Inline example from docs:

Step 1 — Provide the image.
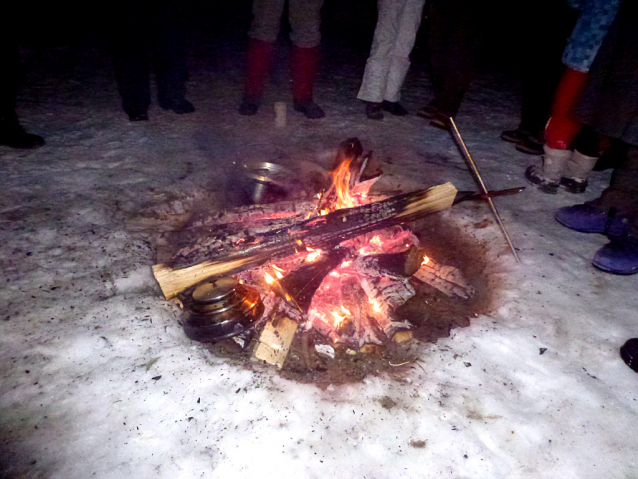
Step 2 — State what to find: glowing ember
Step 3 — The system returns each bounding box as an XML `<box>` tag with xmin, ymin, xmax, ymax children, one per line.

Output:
<box><xmin>422</xmin><ymin>255</ymin><xmax>430</xmax><ymax>265</ymax></box>
<box><xmin>264</xmin><ymin>272</ymin><xmax>275</xmax><ymax>284</ymax></box>
<box><xmin>306</xmin><ymin>247</ymin><xmax>322</xmax><ymax>262</ymax></box>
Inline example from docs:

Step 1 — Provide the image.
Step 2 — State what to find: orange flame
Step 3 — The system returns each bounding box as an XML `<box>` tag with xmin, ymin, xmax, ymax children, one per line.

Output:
<box><xmin>306</xmin><ymin>247</ymin><xmax>322</xmax><ymax>262</ymax></box>
<box><xmin>368</xmin><ymin>297</ymin><xmax>382</xmax><ymax>313</ymax></box>
<box><xmin>421</xmin><ymin>255</ymin><xmax>430</xmax><ymax>265</ymax></box>
<box><xmin>264</xmin><ymin>272</ymin><xmax>274</xmax><ymax>284</ymax></box>
<box><xmin>330</xmin><ymin>305</ymin><xmax>351</xmax><ymax>327</ymax></box>
<box><xmin>332</xmin><ymin>157</ymin><xmax>357</xmax><ymax>209</ymax></box>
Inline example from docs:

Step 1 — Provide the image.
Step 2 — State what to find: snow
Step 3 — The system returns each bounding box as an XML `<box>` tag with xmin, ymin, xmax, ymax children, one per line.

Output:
<box><xmin>1</xmin><ymin>31</ymin><xmax>637</xmax><ymax>479</ymax></box>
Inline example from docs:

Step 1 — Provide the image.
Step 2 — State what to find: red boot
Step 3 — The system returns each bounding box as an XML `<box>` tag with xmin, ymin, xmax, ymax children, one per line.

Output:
<box><xmin>239</xmin><ymin>39</ymin><xmax>274</xmax><ymax>115</ymax></box>
<box><xmin>290</xmin><ymin>46</ymin><xmax>325</xmax><ymax>119</ymax></box>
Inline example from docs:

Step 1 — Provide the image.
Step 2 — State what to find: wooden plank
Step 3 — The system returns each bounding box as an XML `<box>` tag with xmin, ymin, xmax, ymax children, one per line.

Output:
<box><xmin>251</xmin><ymin>316</ymin><xmax>299</xmax><ymax>369</ymax></box>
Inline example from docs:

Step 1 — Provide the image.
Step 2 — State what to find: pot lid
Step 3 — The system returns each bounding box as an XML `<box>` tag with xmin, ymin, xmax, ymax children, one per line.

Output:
<box><xmin>192</xmin><ymin>277</ymin><xmax>238</xmax><ymax>303</ymax></box>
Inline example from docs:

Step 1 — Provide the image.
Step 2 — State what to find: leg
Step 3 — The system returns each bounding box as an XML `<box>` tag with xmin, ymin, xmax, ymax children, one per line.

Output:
<box><xmin>384</xmin><ymin>0</ymin><xmax>424</xmax><ymax>104</ymax></box>
<box><xmin>289</xmin><ymin>0</ymin><xmax>325</xmax><ymax>118</ymax></box>
<box><xmin>239</xmin><ymin>0</ymin><xmax>285</xmax><ymax>114</ymax></box>
<box><xmin>154</xmin><ymin>0</ymin><xmax>194</xmax><ymax>114</ymax></box>
<box><xmin>0</xmin><ymin>24</ymin><xmax>44</xmax><ymax>147</ymax></box>
<box><xmin>110</xmin><ymin>1</ymin><xmax>151</xmax><ymax>120</ymax></box>
<box><xmin>426</xmin><ymin>0</ymin><xmax>481</xmax><ymax>117</ymax></box>
<box><xmin>357</xmin><ymin>0</ymin><xmax>404</xmax><ymax>105</ymax></box>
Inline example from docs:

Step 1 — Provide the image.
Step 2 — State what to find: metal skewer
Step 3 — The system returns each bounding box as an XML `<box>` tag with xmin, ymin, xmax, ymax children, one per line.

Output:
<box><xmin>448</xmin><ymin>117</ymin><xmax>521</xmax><ymax>262</ymax></box>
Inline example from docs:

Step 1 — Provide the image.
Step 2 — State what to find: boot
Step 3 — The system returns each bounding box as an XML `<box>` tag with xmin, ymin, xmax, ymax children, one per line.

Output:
<box><xmin>239</xmin><ymin>39</ymin><xmax>274</xmax><ymax>116</ymax></box>
<box><xmin>291</xmin><ymin>46</ymin><xmax>325</xmax><ymax>119</ymax></box>
<box><xmin>560</xmin><ymin>150</ymin><xmax>599</xmax><ymax>193</ymax></box>
<box><xmin>0</xmin><ymin>119</ymin><xmax>44</xmax><ymax>148</ymax></box>
<box><xmin>525</xmin><ymin>145</ymin><xmax>571</xmax><ymax>193</ymax></box>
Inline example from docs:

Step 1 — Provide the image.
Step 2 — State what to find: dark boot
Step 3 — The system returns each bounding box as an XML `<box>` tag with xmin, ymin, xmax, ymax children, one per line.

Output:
<box><xmin>239</xmin><ymin>39</ymin><xmax>274</xmax><ymax>116</ymax></box>
<box><xmin>560</xmin><ymin>150</ymin><xmax>599</xmax><ymax>193</ymax></box>
<box><xmin>291</xmin><ymin>46</ymin><xmax>325</xmax><ymax>119</ymax></box>
<box><xmin>525</xmin><ymin>145</ymin><xmax>571</xmax><ymax>193</ymax></box>
<box><xmin>0</xmin><ymin>119</ymin><xmax>44</xmax><ymax>148</ymax></box>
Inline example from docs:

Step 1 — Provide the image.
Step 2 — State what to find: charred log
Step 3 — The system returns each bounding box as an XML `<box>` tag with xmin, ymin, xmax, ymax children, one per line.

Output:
<box><xmin>153</xmin><ymin>183</ymin><xmax>457</xmax><ymax>299</ymax></box>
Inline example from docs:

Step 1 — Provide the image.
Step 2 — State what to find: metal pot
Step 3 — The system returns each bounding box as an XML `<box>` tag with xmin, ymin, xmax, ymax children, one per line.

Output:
<box><xmin>180</xmin><ymin>277</ymin><xmax>264</xmax><ymax>343</ymax></box>
<box><xmin>242</xmin><ymin>161</ymin><xmax>295</xmax><ymax>204</ymax></box>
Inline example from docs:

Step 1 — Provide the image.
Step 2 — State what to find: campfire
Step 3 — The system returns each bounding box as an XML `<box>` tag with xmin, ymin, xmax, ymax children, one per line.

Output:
<box><xmin>153</xmin><ymin>138</ymin><xmax>492</xmax><ymax>370</ymax></box>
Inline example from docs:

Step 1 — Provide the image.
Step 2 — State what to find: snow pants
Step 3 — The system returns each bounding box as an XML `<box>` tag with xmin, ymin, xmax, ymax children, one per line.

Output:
<box><xmin>248</xmin><ymin>0</ymin><xmax>324</xmax><ymax>48</ymax></box>
<box><xmin>357</xmin><ymin>0</ymin><xmax>425</xmax><ymax>104</ymax></box>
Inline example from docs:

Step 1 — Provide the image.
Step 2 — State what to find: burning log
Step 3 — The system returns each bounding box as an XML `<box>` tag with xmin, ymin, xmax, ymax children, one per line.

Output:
<box><xmin>152</xmin><ymin>182</ymin><xmax>458</xmax><ymax>299</ymax></box>
<box><xmin>352</xmin><ymin>246</ymin><xmax>421</xmax><ymax>279</ymax></box>
<box><xmin>278</xmin><ymin>248</ymin><xmax>349</xmax><ymax>312</ymax></box>
<box><xmin>413</xmin><ymin>256</ymin><xmax>476</xmax><ymax>299</ymax></box>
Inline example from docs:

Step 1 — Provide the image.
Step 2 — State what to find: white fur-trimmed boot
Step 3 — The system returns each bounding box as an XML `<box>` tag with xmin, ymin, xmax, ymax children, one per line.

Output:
<box><xmin>560</xmin><ymin>150</ymin><xmax>599</xmax><ymax>193</ymax></box>
<box><xmin>525</xmin><ymin>145</ymin><xmax>572</xmax><ymax>194</ymax></box>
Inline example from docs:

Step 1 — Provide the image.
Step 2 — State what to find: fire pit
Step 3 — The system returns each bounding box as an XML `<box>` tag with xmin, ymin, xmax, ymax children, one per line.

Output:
<box><xmin>153</xmin><ymin>138</ymin><xmax>503</xmax><ymax>384</ymax></box>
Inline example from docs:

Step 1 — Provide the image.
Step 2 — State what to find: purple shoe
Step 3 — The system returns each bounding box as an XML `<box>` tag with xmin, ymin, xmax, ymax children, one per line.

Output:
<box><xmin>592</xmin><ymin>236</ymin><xmax>638</xmax><ymax>275</ymax></box>
<box><xmin>555</xmin><ymin>204</ymin><xmax>628</xmax><ymax>236</ymax></box>
<box><xmin>620</xmin><ymin>338</ymin><xmax>638</xmax><ymax>372</ymax></box>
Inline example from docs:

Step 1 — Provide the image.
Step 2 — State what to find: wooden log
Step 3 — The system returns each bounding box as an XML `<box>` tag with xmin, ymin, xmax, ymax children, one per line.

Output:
<box><xmin>251</xmin><ymin>315</ymin><xmax>299</xmax><ymax>369</ymax></box>
<box><xmin>353</xmin><ymin>246</ymin><xmax>421</xmax><ymax>279</ymax></box>
<box><xmin>413</xmin><ymin>258</ymin><xmax>475</xmax><ymax>299</ymax></box>
<box><xmin>279</xmin><ymin>248</ymin><xmax>349</xmax><ymax>312</ymax></box>
<box><xmin>153</xmin><ymin>183</ymin><xmax>457</xmax><ymax>299</ymax></box>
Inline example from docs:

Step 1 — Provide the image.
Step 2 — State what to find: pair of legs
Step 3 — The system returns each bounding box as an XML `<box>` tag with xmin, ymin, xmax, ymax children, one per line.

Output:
<box><xmin>110</xmin><ymin>0</ymin><xmax>193</xmax><ymax>121</ymax></box>
<box><xmin>526</xmin><ymin>68</ymin><xmax>608</xmax><ymax>193</ymax></box>
<box><xmin>357</xmin><ymin>0</ymin><xmax>425</xmax><ymax>120</ymax></box>
<box><xmin>240</xmin><ymin>0</ymin><xmax>325</xmax><ymax>119</ymax></box>
<box><xmin>501</xmin><ymin>1</ymin><xmax>577</xmax><ymax>155</ymax></box>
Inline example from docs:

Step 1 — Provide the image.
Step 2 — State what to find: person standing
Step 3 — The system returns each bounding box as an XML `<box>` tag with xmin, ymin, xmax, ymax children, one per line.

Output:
<box><xmin>357</xmin><ymin>0</ymin><xmax>425</xmax><ymax>120</ymax></box>
<box><xmin>525</xmin><ymin>0</ymin><xmax>620</xmax><ymax>193</ymax></box>
<box><xmin>110</xmin><ymin>0</ymin><xmax>195</xmax><ymax>121</ymax></box>
<box><xmin>553</xmin><ymin>0</ymin><xmax>638</xmax><ymax>274</ymax></box>
<box><xmin>239</xmin><ymin>0</ymin><xmax>325</xmax><ymax>119</ymax></box>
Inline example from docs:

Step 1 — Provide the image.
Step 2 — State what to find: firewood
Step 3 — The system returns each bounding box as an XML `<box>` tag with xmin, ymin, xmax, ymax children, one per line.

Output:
<box><xmin>413</xmin><ymin>258</ymin><xmax>475</xmax><ymax>299</ymax></box>
<box><xmin>353</xmin><ymin>246</ymin><xmax>421</xmax><ymax>278</ymax></box>
<box><xmin>392</xmin><ymin>330</ymin><xmax>414</xmax><ymax>343</ymax></box>
<box><xmin>279</xmin><ymin>248</ymin><xmax>349</xmax><ymax>312</ymax></box>
<box><xmin>153</xmin><ymin>183</ymin><xmax>457</xmax><ymax>299</ymax></box>
<box><xmin>251</xmin><ymin>315</ymin><xmax>298</xmax><ymax>368</ymax></box>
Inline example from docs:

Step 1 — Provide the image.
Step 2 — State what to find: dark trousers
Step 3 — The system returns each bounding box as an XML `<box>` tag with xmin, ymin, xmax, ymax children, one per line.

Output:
<box><xmin>110</xmin><ymin>0</ymin><xmax>188</xmax><ymax>115</ymax></box>
<box><xmin>518</xmin><ymin>2</ymin><xmax>577</xmax><ymax>137</ymax></box>
<box><xmin>0</xmin><ymin>32</ymin><xmax>19</xmax><ymax>122</ymax></box>
<box><xmin>426</xmin><ymin>0</ymin><xmax>482</xmax><ymax>117</ymax></box>
<box><xmin>590</xmin><ymin>145</ymin><xmax>638</xmax><ymax>234</ymax></box>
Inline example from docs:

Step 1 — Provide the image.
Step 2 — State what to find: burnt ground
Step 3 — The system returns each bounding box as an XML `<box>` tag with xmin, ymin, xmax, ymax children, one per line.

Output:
<box><xmin>202</xmin><ymin>213</ymin><xmax>497</xmax><ymax>388</ymax></box>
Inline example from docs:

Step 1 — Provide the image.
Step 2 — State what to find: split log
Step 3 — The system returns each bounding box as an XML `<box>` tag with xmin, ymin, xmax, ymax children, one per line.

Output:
<box><xmin>353</xmin><ymin>246</ymin><xmax>421</xmax><ymax>279</ymax></box>
<box><xmin>252</xmin><ymin>315</ymin><xmax>298</xmax><ymax>368</ymax></box>
<box><xmin>413</xmin><ymin>259</ymin><xmax>475</xmax><ymax>299</ymax></box>
<box><xmin>153</xmin><ymin>182</ymin><xmax>458</xmax><ymax>299</ymax></box>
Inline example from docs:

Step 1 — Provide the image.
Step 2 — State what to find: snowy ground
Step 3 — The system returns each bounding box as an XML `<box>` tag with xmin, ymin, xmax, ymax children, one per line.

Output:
<box><xmin>1</xmin><ymin>26</ymin><xmax>637</xmax><ymax>479</ymax></box>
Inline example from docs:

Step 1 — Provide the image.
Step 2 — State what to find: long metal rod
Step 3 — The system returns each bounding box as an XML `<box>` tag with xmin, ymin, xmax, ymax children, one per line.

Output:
<box><xmin>448</xmin><ymin>117</ymin><xmax>521</xmax><ymax>262</ymax></box>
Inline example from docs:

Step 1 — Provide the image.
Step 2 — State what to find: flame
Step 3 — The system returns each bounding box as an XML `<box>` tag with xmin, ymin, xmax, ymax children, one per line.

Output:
<box><xmin>370</xmin><ymin>235</ymin><xmax>382</xmax><ymax>247</ymax></box>
<box><xmin>330</xmin><ymin>305</ymin><xmax>351</xmax><ymax>328</ymax></box>
<box><xmin>369</xmin><ymin>297</ymin><xmax>382</xmax><ymax>313</ymax></box>
<box><xmin>332</xmin><ymin>157</ymin><xmax>357</xmax><ymax>209</ymax></box>
<box><xmin>421</xmin><ymin>255</ymin><xmax>430</xmax><ymax>265</ymax></box>
<box><xmin>319</xmin><ymin>208</ymin><xmax>330</xmax><ymax>216</ymax></box>
<box><xmin>272</xmin><ymin>265</ymin><xmax>285</xmax><ymax>279</ymax></box>
<box><xmin>264</xmin><ymin>272</ymin><xmax>275</xmax><ymax>284</ymax></box>
<box><xmin>306</xmin><ymin>247</ymin><xmax>322</xmax><ymax>262</ymax></box>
